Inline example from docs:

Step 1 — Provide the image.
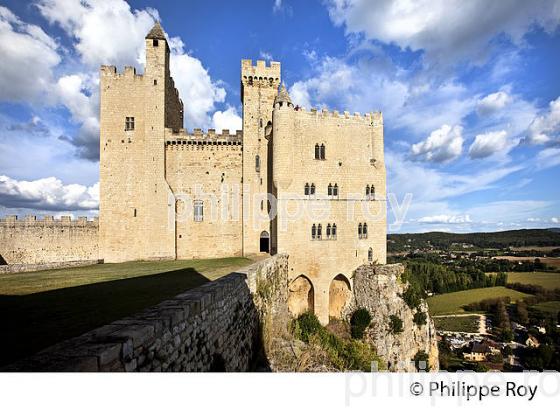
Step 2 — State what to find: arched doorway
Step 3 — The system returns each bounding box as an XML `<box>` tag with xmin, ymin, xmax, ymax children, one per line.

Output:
<box><xmin>288</xmin><ymin>275</ymin><xmax>314</xmax><ymax>316</ymax></box>
<box><xmin>329</xmin><ymin>274</ymin><xmax>351</xmax><ymax>320</ymax></box>
<box><xmin>260</xmin><ymin>231</ymin><xmax>270</xmax><ymax>252</ymax></box>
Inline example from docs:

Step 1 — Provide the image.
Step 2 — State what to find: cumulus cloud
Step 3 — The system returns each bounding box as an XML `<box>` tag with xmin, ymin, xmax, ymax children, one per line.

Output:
<box><xmin>168</xmin><ymin>37</ymin><xmax>226</xmax><ymax>128</ymax></box>
<box><xmin>0</xmin><ymin>175</ymin><xmax>98</xmax><ymax>211</ymax></box>
<box><xmin>410</xmin><ymin>125</ymin><xmax>464</xmax><ymax>163</ymax></box>
<box><xmin>37</xmin><ymin>0</ymin><xmax>158</xmax><ymax>68</ymax></box>
<box><xmin>476</xmin><ymin>91</ymin><xmax>512</xmax><ymax>116</ymax></box>
<box><xmin>212</xmin><ymin>106</ymin><xmax>242</xmax><ymax>132</ymax></box>
<box><xmin>417</xmin><ymin>214</ymin><xmax>472</xmax><ymax>224</ymax></box>
<box><xmin>289</xmin><ymin>56</ymin><xmax>475</xmax><ymax>136</ymax></box>
<box><xmin>55</xmin><ymin>73</ymin><xmax>100</xmax><ymax>160</ymax></box>
<box><xmin>525</xmin><ymin>96</ymin><xmax>560</xmax><ymax>145</ymax></box>
<box><xmin>468</xmin><ymin>130</ymin><xmax>509</xmax><ymax>159</ymax></box>
<box><xmin>325</xmin><ymin>0</ymin><xmax>560</xmax><ymax>65</ymax></box>
<box><xmin>0</xmin><ymin>6</ymin><xmax>60</xmax><ymax>103</ymax></box>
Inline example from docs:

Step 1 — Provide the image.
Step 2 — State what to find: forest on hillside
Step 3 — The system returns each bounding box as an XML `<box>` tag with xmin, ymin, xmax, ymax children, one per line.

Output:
<box><xmin>388</xmin><ymin>229</ymin><xmax>560</xmax><ymax>252</ymax></box>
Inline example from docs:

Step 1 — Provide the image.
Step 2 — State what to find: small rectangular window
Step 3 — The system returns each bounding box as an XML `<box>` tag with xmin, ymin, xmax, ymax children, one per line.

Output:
<box><xmin>125</xmin><ymin>117</ymin><xmax>135</xmax><ymax>131</ymax></box>
<box><xmin>154</xmin><ymin>79</ymin><xmax>157</xmax><ymax>85</ymax></box>
<box><xmin>194</xmin><ymin>200</ymin><xmax>203</xmax><ymax>222</ymax></box>
<box><xmin>153</xmin><ymin>39</ymin><xmax>159</xmax><ymax>47</ymax></box>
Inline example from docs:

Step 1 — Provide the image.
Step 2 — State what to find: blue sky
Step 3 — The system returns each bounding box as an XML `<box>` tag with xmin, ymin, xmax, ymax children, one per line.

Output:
<box><xmin>0</xmin><ymin>0</ymin><xmax>559</xmax><ymax>233</ymax></box>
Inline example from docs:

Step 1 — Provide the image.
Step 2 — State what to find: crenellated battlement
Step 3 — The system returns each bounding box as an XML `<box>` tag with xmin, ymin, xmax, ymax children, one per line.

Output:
<box><xmin>100</xmin><ymin>64</ymin><xmax>143</xmax><ymax>79</ymax></box>
<box><xmin>291</xmin><ymin>106</ymin><xmax>383</xmax><ymax>126</ymax></box>
<box><xmin>241</xmin><ymin>59</ymin><xmax>281</xmax><ymax>88</ymax></box>
<box><xmin>164</xmin><ymin>128</ymin><xmax>243</xmax><ymax>149</ymax></box>
<box><xmin>0</xmin><ymin>215</ymin><xmax>99</xmax><ymax>225</ymax></box>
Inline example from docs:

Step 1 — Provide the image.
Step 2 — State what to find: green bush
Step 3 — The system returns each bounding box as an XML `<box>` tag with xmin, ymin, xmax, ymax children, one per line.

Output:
<box><xmin>350</xmin><ymin>308</ymin><xmax>372</xmax><ymax>339</ymax></box>
<box><xmin>291</xmin><ymin>312</ymin><xmax>385</xmax><ymax>371</ymax></box>
<box><xmin>389</xmin><ymin>315</ymin><xmax>403</xmax><ymax>334</ymax></box>
<box><xmin>292</xmin><ymin>312</ymin><xmax>322</xmax><ymax>343</ymax></box>
<box><xmin>413</xmin><ymin>311</ymin><xmax>427</xmax><ymax>326</ymax></box>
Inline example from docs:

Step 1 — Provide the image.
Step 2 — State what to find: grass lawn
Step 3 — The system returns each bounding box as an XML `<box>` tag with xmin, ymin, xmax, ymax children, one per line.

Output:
<box><xmin>433</xmin><ymin>315</ymin><xmax>480</xmax><ymax>333</ymax></box>
<box><xmin>532</xmin><ymin>300</ymin><xmax>560</xmax><ymax>316</ymax></box>
<box><xmin>427</xmin><ymin>286</ymin><xmax>529</xmax><ymax>315</ymax></box>
<box><xmin>506</xmin><ymin>271</ymin><xmax>560</xmax><ymax>290</ymax></box>
<box><xmin>0</xmin><ymin>257</ymin><xmax>252</xmax><ymax>367</ymax></box>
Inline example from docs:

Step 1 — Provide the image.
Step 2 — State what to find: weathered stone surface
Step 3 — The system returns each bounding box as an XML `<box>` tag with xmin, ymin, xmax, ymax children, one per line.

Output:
<box><xmin>348</xmin><ymin>263</ymin><xmax>439</xmax><ymax>371</ymax></box>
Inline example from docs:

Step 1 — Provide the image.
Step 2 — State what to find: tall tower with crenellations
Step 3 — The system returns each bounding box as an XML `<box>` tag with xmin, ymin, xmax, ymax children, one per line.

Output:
<box><xmin>240</xmin><ymin>60</ymin><xmax>281</xmax><ymax>256</ymax></box>
<box><xmin>99</xmin><ymin>22</ymin><xmax>183</xmax><ymax>262</ymax></box>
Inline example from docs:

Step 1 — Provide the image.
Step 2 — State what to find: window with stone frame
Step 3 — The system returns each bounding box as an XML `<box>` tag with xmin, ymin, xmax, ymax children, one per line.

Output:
<box><xmin>194</xmin><ymin>200</ymin><xmax>204</xmax><ymax>222</ymax></box>
<box><xmin>125</xmin><ymin>116</ymin><xmax>135</xmax><ymax>131</ymax></box>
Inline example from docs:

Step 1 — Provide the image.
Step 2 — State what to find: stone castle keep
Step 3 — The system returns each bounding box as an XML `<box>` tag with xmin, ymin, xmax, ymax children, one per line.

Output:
<box><xmin>0</xmin><ymin>22</ymin><xmax>387</xmax><ymax>325</ymax></box>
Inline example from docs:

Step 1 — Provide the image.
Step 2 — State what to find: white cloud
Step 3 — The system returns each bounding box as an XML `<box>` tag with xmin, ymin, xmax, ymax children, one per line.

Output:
<box><xmin>37</xmin><ymin>0</ymin><xmax>158</xmax><ymax>68</ymax></box>
<box><xmin>468</xmin><ymin>130</ymin><xmax>509</xmax><ymax>159</ymax></box>
<box><xmin>526</xmin><ymin>96</ymin><xmax>560</xmax><ymax>144</ymax></box>
<box><xmin>0</xmin><ymin>175</ymin><xmax>98</xmax><ymax>211</ymax></box>
<box><xmin>212</xmin><ymin>106</ymin><xmax>242</xmax><ymax>132</ymax></box>
<box><xmin>536</xmin><ymin>147</ymin><xmax>560</xmax><ymax>170</ymax></box>
<box><xmin>259</xmin><ymin>51</ymin><xmax>273</xmax><ymax>62</ymax></box>
<box><xmin>552</xmin><ymin>217</ymin><xmax>560</xmax><ymax>224</ymax></box>
<box><xmin>168</xmin><ymin>37</ymin><xmax>226</xmax><ymax>128</ymax></box>
<box><xmin>0</xmin><ymin>6</ymin><xmax>60</xmax><ymax>103</ymax></box>
<box><xmin>476</xmin><ymin>91</ymin><xmax>512</xmax><ymax>116</ymax></box>
<box><xmin>289</xmin><ymin>55</ymin><xmax>476</xmax><ymax>136</ymax></box>
<box><xmin>410</xmin><ymin>124</ymin><xmax>464</xmax><ymax>163</ymax></box>
<box><xmin>325</xmin><ymin>0</ymin><xmax>560</xmax><ymax>65</ymax></box>
<box><xmin>417</xmin><ymin>214</ymin><xmax>472</xmax><ymax>224</ymax></box>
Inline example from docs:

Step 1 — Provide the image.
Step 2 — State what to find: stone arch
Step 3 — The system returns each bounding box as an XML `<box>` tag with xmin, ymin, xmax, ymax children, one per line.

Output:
<box><xmin>329</xmin><ymin>274</ymin><xmax>352</xmax><ymax>320</ymax></box>
<box><xmin>288</xmin><ymin>275</ymin><xmax>314</xmax><ymax>316</ymax></box>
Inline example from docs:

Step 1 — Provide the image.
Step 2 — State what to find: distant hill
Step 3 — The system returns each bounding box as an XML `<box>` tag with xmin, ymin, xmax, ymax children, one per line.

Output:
<box><xmin>388</xmin><ymin>229</ymin><xmax>560</xmax><ymax>252</ymax></box>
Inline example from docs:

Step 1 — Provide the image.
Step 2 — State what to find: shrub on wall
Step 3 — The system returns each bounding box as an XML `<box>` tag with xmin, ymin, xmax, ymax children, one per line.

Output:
<box><xmin>389</xmin><ymin>314</ymin><xmax>403</xmax><ymax>334</ymax></box>
<box><xmin>413</xmin><ymin>311</ymin><xmax>427</xmax><ymax>326</ymax></box>
<box><xmin>291</xmin><ymin>312</ymin><xmax>322</xmax><ymax>343</ymax></box>
<box><xmin>350</xmin><ymin>308</ymin><xmax>372</xmax><ymax>339</ymax></box>
<box><xmin>291</xmin><ymin>312</ymin><xmax>385</xmax><ymax>371</ymax></box>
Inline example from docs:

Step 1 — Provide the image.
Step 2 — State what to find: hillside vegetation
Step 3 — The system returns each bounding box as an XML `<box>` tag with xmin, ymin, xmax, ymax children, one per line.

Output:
<box><xmin>388</xmin><ymin>229</ymin><xmax>560</xmax><ymax>252</ymax></box>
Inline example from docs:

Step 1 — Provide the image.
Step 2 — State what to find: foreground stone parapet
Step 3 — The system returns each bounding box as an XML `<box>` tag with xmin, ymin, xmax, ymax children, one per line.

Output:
<box><xmin>2</xmin><ymin>254</ymin><xmax>289</xmax><ymax>372</ymax></box>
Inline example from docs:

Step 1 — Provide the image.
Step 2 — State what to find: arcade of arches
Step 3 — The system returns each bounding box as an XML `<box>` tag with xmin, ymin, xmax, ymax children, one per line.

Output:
<box><xmin>287</xmin><ymin>273</ymin><xmax>352</xmax><ymax>322</ymax></box>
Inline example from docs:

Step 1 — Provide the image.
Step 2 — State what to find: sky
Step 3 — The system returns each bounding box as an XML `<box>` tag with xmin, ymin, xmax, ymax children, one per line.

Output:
<box><xmin>0</xmin><ymin>0</ymin><xmax>559</xmax><ymax>233</ymax></box>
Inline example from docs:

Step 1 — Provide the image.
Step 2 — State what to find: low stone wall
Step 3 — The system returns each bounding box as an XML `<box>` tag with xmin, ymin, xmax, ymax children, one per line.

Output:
<box><xmin>348</xmin><ymin>263</ymin><xmax>439</xmax><ymax>371</ymax></box>
<box><xmin>0</xmin><ymin>260</ymin><xmax>101</xmax><ymax>274</ymax></box>
<box><xmin>2</xmin><ymin>254</ymin><xmax>289</xmax><ymax>372</ymax></box>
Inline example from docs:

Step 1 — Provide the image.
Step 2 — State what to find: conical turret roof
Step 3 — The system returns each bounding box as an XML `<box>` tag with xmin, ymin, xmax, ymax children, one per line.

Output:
<box><xmin>146</xmin><ymin>21</ymin><xmax>166</xmax><ymax>40</ymax></box>
<box><xmin>274</xmin><ymin>83</ymin><xmax>292</xmax><ymax>106</ymax></box>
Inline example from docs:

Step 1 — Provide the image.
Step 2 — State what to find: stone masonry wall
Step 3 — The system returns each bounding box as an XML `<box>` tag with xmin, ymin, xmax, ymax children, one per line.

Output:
<box><xmin>0</xmin><ymin>216</ymin><xmax>99</xmax><ymax>265</ymax></box>
<box><xmin>348</xmin><ymin>263</ymin><xmax>439</xmax><ymax>371</ymax></box>
<box><xmin>2</xmin><ymin>254</ymin><xmax>289</xmax><ymax>371</ymax></box>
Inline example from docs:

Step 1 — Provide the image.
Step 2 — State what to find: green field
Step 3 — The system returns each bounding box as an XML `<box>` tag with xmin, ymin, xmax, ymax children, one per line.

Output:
<box><xmin>427</xmin><ymin>286</ymin><xmax>529</xmax><ymax>315</ymax></box>
<box><xmin>532</xmin><ymin>300</ymin><xmax>560</xmax><ymax>315</ymax></box>
<box><xmin>0</xmin><ymin>257</ymin><xmax>252</xmax><ymax>366</ymax></box>
<box><xmin>433</xmin><ymin>315</ymin><xmax>480</xmax><ymax>333</ymax></box>
<box><xmin>506</xmin><ymin>271</ymin><xmax>560</xmax><ymax>290</ymax></box>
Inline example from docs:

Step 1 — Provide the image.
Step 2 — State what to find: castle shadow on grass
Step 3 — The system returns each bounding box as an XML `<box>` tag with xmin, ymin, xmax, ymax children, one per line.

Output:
<box><xmin>0</xmin><ymin>267</ymin><xmax>211</xmax><ymax>367</ymax></box>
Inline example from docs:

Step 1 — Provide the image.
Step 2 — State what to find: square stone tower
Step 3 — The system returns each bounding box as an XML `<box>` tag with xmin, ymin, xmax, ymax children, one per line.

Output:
<box><xmin>99</xmin><ymin>22</ymin><xmax>183</xmax><ymax>262</ymax></box>
<box><xmin>240</xmin><ymin>60</ymin><xmax>281</xmax><ymax>256</ymax></box>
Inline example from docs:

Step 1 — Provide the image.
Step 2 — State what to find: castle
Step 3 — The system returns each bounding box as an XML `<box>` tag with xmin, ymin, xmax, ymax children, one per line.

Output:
<box><xmin>0</xmin><ymin>22</ymin><xmax>386</xmax><ymax>325</ymax></box>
